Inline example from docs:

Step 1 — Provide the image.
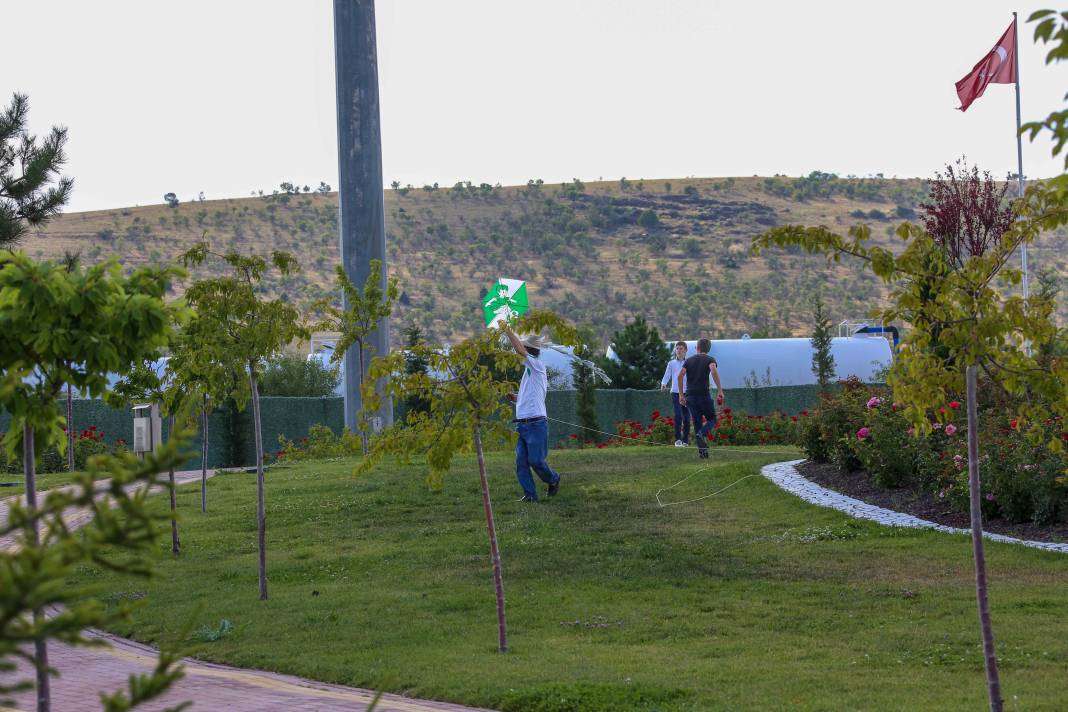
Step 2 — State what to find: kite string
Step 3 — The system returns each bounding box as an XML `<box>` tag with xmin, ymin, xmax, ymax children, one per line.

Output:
<box><xmin>542</xmin><ymin>416</ymin><xmax>797</xmax><ymax>507</ymax></box>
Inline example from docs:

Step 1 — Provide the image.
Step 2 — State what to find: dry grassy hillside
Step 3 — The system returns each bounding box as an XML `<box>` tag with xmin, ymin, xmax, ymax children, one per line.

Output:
<box><xmin>20</xmin><ymin>175</ymin><xmax>1068</xmax><ymax>346</ymax></box>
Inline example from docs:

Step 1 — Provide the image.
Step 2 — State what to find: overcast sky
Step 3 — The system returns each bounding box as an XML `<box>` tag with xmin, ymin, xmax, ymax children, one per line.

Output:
<box><xmin>8</xmin><ymin>1</ymin><xmax>1065</xmax><ymax>213</ymax></box>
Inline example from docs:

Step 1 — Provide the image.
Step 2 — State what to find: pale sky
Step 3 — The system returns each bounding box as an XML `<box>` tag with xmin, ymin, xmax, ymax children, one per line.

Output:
<box><xmin>8</xmin><ymin>1</ymin><xmax>1065</xmax><ymax>213</ymax></box>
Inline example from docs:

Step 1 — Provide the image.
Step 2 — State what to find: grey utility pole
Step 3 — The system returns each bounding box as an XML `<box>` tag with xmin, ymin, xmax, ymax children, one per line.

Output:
<box><xmin>333</xmin><ymin>0</ymin><xmax>392</xmax><ymax>430</ymax></box>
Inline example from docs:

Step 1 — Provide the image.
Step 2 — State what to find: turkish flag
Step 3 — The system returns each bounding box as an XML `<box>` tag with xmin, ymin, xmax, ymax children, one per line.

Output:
<box><xmin>955</xmin><ymin>20</ymin><xmax>1016</xmax><ymax>112</ymax></box>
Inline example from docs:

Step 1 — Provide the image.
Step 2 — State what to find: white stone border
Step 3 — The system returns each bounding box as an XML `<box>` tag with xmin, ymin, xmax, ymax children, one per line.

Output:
<box><xmin>762</xmin><ymin>460</ymin><xmax>1068</xmax><ymax>554</ymax></box>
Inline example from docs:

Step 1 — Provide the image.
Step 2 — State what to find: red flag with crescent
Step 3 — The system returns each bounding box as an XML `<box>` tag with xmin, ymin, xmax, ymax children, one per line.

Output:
<box><xmin>955</xmin><ymin>20</ymin><xmax>1017</xmax><ymax>112</ymax></box>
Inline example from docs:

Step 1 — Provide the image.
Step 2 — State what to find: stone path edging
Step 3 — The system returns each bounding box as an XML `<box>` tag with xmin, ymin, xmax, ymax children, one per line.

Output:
<box><xmin>761</xmin><ymin>459</ymin><xmax>1068</xmax><ymax>554</ymax></box>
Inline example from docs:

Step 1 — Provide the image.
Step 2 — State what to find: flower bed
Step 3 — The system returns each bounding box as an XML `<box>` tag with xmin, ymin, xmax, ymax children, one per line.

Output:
<box><xmin>803</xmin><ymin>378</ymin><xmax>1068</xmax><ymax>525</ymax></box>
<box><xmin>0</xmin><ymin>425</ymin><xmax>126</xmax><ymax>474</ymax></box>
<box><xmin>558</xmin><ymin>408</ymin><xmax>808</xmax><ymax>450</ymax></box>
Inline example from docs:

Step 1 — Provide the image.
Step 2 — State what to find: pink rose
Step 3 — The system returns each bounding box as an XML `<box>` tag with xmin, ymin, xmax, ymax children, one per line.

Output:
<box><xmin>856</xmin><ymin>427</ymin><xmax>871</xmax><ymax>440</ymax></box>
<box><xmin>866</xmin><ymin>397</ymin><xmax>882</xmax><ymax>409</ymax></box>
<box><xmin>944</xmin><ymin>424</ymin><xmax>957</xmax><ymax>436</ymax></box>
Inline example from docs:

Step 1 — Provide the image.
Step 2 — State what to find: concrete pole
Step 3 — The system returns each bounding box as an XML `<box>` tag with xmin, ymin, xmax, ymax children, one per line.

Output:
<box><xmin>334</xmin><ymin>0</ymin><xmax>392</xmax><ymax>430</ymax></box>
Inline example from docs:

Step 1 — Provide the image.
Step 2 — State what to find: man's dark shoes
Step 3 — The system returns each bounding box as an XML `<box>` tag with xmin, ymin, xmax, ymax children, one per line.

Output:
<box><xmin>547</xmin><ymin>477</ymin><xmax>561</xmax><ymax>497</ymax></box>
<box><xmin>517</xmin><ymin>495</ymin><xmax>537</xmax><ymax>503</ymax></box>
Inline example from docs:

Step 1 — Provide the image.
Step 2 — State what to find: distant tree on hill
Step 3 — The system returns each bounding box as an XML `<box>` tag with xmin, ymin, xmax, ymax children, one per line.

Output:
<box><xmin>0</xmin><ymin>93</ymin><xmax>74</xmax><ymax>248</ymax></box>
<box><xmin>163</xmin><ymin>193</ymin><xmax>179</xmax><ymax>208</ymax></box>
<box><xmin>318</xmin><ymin>181</ymin><xmax>332</xmax><ymax>194</ymax></box>
<box><xmin>601</xmin><ymin>317</ymin><xmax>670</xmax><ymax>389</ymax></box>
<box><xmin>684</xmin><ymin>185</ymin><xmax>699</xmax><ymax>196</ymax></box>
<box><xmin>637</xmin><ymin>209</ymin><xmax>660</xmax><ymax>229</ymax></box>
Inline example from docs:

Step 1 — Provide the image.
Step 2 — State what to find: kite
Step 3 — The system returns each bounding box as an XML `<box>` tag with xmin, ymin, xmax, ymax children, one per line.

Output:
<box><xmin>482</xmin><ymin>278</ymin><xmax>528</xmax><ymax>328</ymax></box>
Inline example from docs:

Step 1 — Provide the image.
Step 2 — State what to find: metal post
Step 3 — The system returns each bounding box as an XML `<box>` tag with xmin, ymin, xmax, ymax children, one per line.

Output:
<box><xmin>1013</xmin><ymin>11</ymin><xmax>1028</xmax><ymax>300</ymax></box>
<box><xmin>333</xmin><ymin>0</ymin><xmax>392</xmax><ymax>430</ymax></box>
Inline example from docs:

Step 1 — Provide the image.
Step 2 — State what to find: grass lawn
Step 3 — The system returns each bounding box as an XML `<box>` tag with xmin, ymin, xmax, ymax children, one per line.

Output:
<box><xmin>71</xmin><ymin>446</ymin><xmax>1068</xmax><ymax>711</ymax></box>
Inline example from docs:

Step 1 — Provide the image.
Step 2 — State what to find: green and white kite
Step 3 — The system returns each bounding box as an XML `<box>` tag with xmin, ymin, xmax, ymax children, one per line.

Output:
<box><xmin>482</xmin><ymin>278</ymin><xmax>528</xmax><ymax>328</ymax></box>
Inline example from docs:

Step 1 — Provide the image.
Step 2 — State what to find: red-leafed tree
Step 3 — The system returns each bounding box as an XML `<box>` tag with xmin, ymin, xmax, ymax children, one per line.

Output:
<box><xmin>921</xmin><ymin>159</ymin><xmax>1017</xmax><ymax>268</ymax></box>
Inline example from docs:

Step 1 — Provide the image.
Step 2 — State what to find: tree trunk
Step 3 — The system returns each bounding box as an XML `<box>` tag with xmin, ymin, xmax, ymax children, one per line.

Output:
<box><xmin>967</xmin><ymin>365</ymin><xmax>1002</xmax><ymax>712</ymax></box>
<box><xmin>24</xmin><ymin>426</ymin><xmax>51</xmax><ymax>712</ymax></box>
<box><xmin>167</xmin><ymin>415</ymin><xmax>180</xmax><ymax>555</ymax></box>
<box><xmin>473</xmin><ymin>422</ymin><xmax>508</xmax><ymax>653</ymax></box>
<box><xmin>201</xmin><ymin>395</ymin><xmax>209</xmax><ymax>513</ymax></box>
<box><xmin>249</xmin><ymin>365</ymin><xmax>268</xmax><ymax>601</ymax></box>
<box><xmin>358</xmin><ymin>345</ymin><xmax>369</xmax><ymax>456</ymax></box>
<box><xmin>65</xmin><ymin>383</ymin><xmax>74</xmax><ymax>471</ymax></box>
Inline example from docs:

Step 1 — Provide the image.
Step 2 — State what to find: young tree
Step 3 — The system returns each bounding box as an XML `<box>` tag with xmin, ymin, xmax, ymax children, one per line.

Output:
<box><xmin>809</xmin><ymin>293</ymin><xmax>836</xmax><ymax>391</ymax></box>
<box><xmin>359</xmin><ymin>311</ymin><xmax>578</xmax><ymax>653</ymax></box>
<box><xmin>1</xmin><ymin>437</ymin><xmax>192</xmax><ymax>712</ymax></box>
<box><xmin>0</xmin><ymin>94</ymin><xmax>74</xmax><ymax>249</ymax></box>
<box><xmin>60</xmin><ymin>251</ymin><xmax>81</xmax><ymax>471</ymax></box>
<box><xmin>315</xmin><ymin>258</ymin><xmax>398</xmax><ymax>454</ymax></box>
<box><xmin>753</xmin><ymin>162</ymin><xmax>1068</xmax><ymax>712</ymax></box>
<box><xmin>601</xmin><ymin>317</ymin><xmax>671</xmax><ymax>389</ymax></box>
<box><xmin>181</xmin><ymin>245</ymin><xmax>307</xmax><ymax>600</ymax></box>
<box><xmin>401</xmin><ymin>325</ymin><xmax>431</xmax><ymax>417</ymax></box>
<box><xmin>0</xmin><ymin>253</ymin><xmax>183</xmax><ymax>711</ymax></box>
<box><xmin>168</xmin><ymin>313</ymin><xmax>240</xmax><ymax>514</ymax></box>
<box><xmin>572</xmin><ymin>327</ymin><xmax>602</xmax><ymax>441</ymax></box>
<box><xmin>109</xmin><ymin>355</ymin><xmax>205</xmax><ymax>556</ymax></box>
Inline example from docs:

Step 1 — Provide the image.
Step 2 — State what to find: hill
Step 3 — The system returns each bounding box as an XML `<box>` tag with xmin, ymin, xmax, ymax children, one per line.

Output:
<box><xmin>19</xmin><ymin>174</ymin><xmax>1068</xmax><ymax>346</ymax></box>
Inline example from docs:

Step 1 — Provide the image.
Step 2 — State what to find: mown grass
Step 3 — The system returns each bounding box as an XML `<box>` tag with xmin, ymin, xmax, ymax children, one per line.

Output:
<box><xmin>71</xmin><ymin>446</ymin><xmax>1068</xmax><ymax>711</ymax></box>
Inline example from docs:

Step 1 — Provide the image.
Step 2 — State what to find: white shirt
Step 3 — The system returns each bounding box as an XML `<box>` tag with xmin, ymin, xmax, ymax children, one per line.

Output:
<box><xmin>661</xmin><ymin>358</ymin><xmax>687</xmax><ymax>394</ymax></box>
<box><xmin>516</xmin><ymin>355</ymin><xmax>548</xmax><ymax>419</ymax></box>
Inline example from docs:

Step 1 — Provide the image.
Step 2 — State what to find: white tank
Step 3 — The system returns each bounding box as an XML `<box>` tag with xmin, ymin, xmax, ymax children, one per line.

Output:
<box><xmin>606</xmin><ymin>336</ymin><xmax>892</xmax><ymax>388</ymax></box>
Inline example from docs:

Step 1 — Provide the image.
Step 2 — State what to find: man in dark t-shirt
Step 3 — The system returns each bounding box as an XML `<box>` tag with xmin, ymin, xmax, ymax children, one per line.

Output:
<box><xmin>677</xmin><ymin>338</ymin><xmax>724</xmax><ymax>459</ymax></box>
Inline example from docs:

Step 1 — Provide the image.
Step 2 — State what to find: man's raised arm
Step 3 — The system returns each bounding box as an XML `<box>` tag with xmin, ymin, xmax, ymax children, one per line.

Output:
<box><xmin>501</xmin><ymin>323</ymin><xmax>527</xmax><ymax>357</ymax></box>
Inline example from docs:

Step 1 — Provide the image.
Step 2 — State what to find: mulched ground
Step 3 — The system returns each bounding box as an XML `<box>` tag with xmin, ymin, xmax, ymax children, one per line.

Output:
<box><xmin>796</xmin><ymin>460</ymin><xmax>1068</xmax><ymax>544</ymax></box>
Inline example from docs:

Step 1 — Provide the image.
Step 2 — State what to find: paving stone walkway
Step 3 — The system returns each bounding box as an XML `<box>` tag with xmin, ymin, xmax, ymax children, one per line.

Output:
<box><xmin>762</xmin><ymin>459</ymin><xmax>1068</xmax><ymax>554</ymax></box>
<box><xmin>0</xmin><ymin>470</ymin><xmax>496</xmax><ymax>712</ymax></box>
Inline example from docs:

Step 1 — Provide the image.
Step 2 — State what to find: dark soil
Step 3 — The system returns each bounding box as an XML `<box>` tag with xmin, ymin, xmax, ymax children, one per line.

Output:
<box><xmin>796</xmin><ymin>460</ymin><xmax>1068</xmax><ymax>544</ymax></box>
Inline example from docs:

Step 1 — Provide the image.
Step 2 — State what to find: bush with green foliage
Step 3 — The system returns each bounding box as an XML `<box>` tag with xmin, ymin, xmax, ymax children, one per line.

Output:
<box><xmin>258</xmin><ymin>352</ymin><xmax>340</xmax><ymax>397</ymax></box>
<box><xmin>276</xmin><ymin>424</ymin><xmax>361</xmax><ymax>462</ymax></box>
<box><xmin>805</xmin><ymin>380</ymin><xmax>1068</xmax><ymax>524</ymax></box>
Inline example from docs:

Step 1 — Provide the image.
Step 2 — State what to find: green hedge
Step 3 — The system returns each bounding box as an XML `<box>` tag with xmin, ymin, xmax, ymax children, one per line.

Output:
<box><xmin>0</xmin><ymin>386</ymin><xmax>820</xmax><ymax>469</ymax></box>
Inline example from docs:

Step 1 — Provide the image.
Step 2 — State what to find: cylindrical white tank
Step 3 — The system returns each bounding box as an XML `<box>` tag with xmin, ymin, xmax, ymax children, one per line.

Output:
<box><xmin>606</xmin><ymin>336</ymin><xmax>892</xmax><ymax>388</ymax></box>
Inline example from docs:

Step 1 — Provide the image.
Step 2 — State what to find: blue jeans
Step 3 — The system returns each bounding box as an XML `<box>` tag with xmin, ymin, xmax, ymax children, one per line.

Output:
<box><xmin>686</xmin><ymin>393</ymin><xmax>718</xmax><ymax>450</ymax></box>
<box><xmin>515</xmin><ymin>418</ymin><xmax>559</xmax><ymax>499</ymax></box>
<box><xmin>671</xmin><ymin>393</ymin><xmax>691</xmax><ymax>443</ymax></box>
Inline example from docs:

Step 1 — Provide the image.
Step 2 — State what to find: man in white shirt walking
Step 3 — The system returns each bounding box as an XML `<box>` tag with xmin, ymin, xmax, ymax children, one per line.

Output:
<box><xmin>502</xmin><ymin>325</ymin><xmax>561</xmax><ymax>502</ymax></box>
<box><xmin>660</xmin><ymin>341</ymin><xmax>691</xmax><ymax>447</ymax></box>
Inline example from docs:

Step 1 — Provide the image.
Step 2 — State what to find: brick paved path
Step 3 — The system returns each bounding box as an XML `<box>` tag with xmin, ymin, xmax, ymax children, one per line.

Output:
<box><xmin>0</xmin><ymin>470</ymin><xmax>495</xmax><ymax>712</ymax></box>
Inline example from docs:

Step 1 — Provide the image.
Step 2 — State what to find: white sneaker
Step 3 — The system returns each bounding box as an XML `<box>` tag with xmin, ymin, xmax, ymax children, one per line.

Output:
<box><xmin>674</xmin><ymin>440</ymin><xmax>684</xmax><ymax>447</ymax></box>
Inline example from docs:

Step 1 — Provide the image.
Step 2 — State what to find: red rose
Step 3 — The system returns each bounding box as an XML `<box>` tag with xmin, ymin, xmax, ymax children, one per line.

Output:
<box><xmin>1010</xmin><ymin>419</ymin><xmax>1018</xmax><ymax>430</ymax></box>
<box><xmin>949</xmin><ymin>401</ymin><xmax>961</xmax><ymax>410</ymax></box>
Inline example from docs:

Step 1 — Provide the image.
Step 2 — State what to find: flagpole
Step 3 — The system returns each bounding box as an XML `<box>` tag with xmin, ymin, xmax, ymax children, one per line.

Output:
<box><xmin>1013</xmin><ymin>11</ymin><xmax>1029</xmax><ymax>301</ymax></box>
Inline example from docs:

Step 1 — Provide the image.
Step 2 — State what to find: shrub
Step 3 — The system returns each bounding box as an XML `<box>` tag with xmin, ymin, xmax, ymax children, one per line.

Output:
<box><xmin>276</xmin><ymin>424</ymin><xmax>361</xmax><ymax>462</ymax></box>
<box><xmin>808</xmin><ymin>380</ymin><xmax>1068</xmax><ymax>524</ymax></box>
